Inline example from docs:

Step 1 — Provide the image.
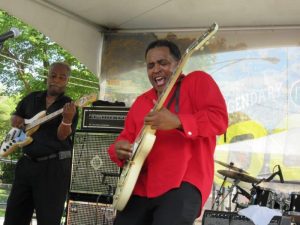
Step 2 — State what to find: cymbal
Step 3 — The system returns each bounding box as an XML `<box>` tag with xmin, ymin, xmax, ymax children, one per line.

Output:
<box><xmin>218</xmin><ymin>170</ymin><xmax>259</xmax><ymax>183</ymax></box>
<box><xmin>215</xmin><ymin>160</ymin><xmax>248</xmax><ymax>174</ymax></box>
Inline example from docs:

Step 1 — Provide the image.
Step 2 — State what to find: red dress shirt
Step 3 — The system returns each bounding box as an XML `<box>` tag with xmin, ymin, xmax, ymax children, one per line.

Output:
<box><xmin>108</xmin><ymin>71</ymin><xmax>228</xmax><ymax>208</ymax></box>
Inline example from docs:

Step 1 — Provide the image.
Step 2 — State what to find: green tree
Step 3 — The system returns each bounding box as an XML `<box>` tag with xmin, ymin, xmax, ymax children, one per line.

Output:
<box><xmin>0</xmin><ymin>10</ymin><xmax>99</xmax><ymax>97</ymax></box>
<box><xmin>0</xmin><ymin>9</ymin><xmax>99</xmax><ymax>182</ymax></box>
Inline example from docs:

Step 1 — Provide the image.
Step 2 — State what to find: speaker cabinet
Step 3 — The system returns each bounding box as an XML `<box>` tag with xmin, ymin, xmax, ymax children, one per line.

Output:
<box><xmin>202</xmin><ymin>210</ymin><xmax>290</xmax><ymax>225</ymax></box>
<box><xmin>70</xmin><ymin>131</ymin><xmax>120</xmax><ymax>197</ymax></box>
<box><xmin>66</xmin><ymin>200</ymin><xmax>115</xmax><ymax>225</ymax></box>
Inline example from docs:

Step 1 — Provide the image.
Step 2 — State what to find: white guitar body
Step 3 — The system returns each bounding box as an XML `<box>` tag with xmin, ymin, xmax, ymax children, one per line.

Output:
<box><xmin>0</xmin><ymin>111</ymin><xmax>46</xmax><ymax>157</ymax></box>
<box><xmin>113</xmin><ymin>132</ymin><xmax>156</xmax><ymax>211</ymax></box>
<box><xmin>0</xmin><ymin>128</ymin><xmax>31</xmax><ymax>157</ymax></box>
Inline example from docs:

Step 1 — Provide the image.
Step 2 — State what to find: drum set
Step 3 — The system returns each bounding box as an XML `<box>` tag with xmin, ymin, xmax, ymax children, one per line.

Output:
<box><xmin>212</xmin><ymin>160</ymin><xmax>300</xmax><ymax>216</ymax></box>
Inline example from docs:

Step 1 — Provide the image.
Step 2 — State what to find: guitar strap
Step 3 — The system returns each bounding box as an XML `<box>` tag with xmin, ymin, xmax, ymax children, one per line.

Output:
<box><xmin>166</xmin><ymin>76</ymin><xmax>183</xmax><ymax>113</ymax></box>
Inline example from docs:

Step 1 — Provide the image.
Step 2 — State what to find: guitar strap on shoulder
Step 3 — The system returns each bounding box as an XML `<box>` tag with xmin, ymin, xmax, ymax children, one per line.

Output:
<box><xmin>166</xmin><ymin>77</ymin><xmax>183</xmax><ymax>113</ymax></box>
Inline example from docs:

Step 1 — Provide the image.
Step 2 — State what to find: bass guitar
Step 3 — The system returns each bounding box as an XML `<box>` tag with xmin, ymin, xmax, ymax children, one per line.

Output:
<box><xmin>113</xmin><ymin>23</ymin><xmax>219</xmax><ymax>211</ymax></box>
<box><xmin>0</xmin><ymin>93</ymin><xmax>97</xmax><ymax>157</ymax></box>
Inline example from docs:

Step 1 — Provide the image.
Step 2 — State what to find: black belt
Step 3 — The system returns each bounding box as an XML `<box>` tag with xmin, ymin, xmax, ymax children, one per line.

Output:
<box><xmin>24</xmin><ymin>151</ymin><xmax>71</xmax><ymax>162</ymax></box>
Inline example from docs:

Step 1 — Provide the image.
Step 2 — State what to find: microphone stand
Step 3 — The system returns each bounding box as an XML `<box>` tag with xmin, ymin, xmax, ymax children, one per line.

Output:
<box><xmin>265</xmin><ymin>165</ymin><xmax>284</xmax><ymax>183</ymax></box>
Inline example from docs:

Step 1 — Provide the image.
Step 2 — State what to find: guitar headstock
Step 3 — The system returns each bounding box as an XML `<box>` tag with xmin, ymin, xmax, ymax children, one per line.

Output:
<box><xmin>75</xmin><ymin>93</ymin><xmax>98</xmax><ymax>107</ymax></box>
<box><xmin>186</xmin><ymin>22</ymin><xmax>218</xmax><ymax>54</ymax></box>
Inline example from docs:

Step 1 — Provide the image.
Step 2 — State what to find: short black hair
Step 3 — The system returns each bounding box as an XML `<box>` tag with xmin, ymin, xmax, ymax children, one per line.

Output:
<box><xmin>145</xmin><ymin>39</ymin><xmax>181</xmax><ymax>61</ymax></box>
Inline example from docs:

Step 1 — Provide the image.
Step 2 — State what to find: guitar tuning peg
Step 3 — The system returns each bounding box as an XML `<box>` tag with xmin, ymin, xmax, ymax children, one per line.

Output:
<box><xmin>200</xmin><ymin>46</ymin><xmax>204</xmax><ymax>51</ymax></box>
<box><xmin>205</xmin><ymin>41</ymin><xmax>210</xmax><ymax>45</ymax></box>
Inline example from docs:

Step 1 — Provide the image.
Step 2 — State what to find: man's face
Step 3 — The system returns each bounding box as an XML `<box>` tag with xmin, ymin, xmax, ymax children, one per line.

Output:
<box><xmin>47</xmin><ymin>64</ymin><xmax>69</xmax><ymax>96</ymax></box>
<box><xmin>146</xmin><ymin>46</ymin><xmax>179</xmax><ymax>96</ymax></box>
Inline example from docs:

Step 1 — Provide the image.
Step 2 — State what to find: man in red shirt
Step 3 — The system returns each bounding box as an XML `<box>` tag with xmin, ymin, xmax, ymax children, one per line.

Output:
<box><xmin>108</xmin><ymin>40</ymin><xmax>228</xmax><ymax>225</ymax></box>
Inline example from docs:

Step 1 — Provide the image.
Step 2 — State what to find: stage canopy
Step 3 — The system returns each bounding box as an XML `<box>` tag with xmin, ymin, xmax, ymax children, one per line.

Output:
<box><xmin>1</xmin><ymin>0</ymin><xmax>300</xmax><ymax>75</ymax></box>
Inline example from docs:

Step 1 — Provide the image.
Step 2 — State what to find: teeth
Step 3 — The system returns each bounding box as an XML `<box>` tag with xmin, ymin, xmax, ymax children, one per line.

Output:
<box><xmin>155</xmin><ymin>76</ymin><xmax>165</xmax><ymax>86</ymax></box>
<box><xmin>155</xmin><ymin>77</ymin><xmax>163</xmax><ymax>82</ymax></box>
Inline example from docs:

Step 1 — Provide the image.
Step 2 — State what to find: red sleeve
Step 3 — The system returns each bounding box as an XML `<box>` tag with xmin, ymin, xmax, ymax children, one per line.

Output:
<box><xmin>178</xmin><ymin>71</ymin><xmax>228</xmax><ymax>138</ymax></box>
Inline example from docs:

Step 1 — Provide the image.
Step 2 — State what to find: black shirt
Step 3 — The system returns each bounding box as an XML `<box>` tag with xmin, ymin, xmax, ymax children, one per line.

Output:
<box><xmin>14</xmin><ymin>90</ymin><xmax>78</xmax><ymax>157</ymax></box>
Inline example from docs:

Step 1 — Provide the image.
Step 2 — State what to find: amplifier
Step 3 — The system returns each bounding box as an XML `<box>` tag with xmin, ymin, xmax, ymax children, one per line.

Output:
<box><xmin>81</xmin><ymin>106</ymin><xmax>129</xmax><ymax>132</ymax></box>
<box><xmin>66</xmin><ymin>200</ymin><xmax>115</xmax><ymax>225</ymax></box>
<box><xmin>202</xmin><ymin>210</ymin><xmax>290</xmax><ymax>225</ymax></box>
<box><xmin>70</xmin><ymin>131</ymin><xmax>120</xmax><ymax>198</ymax></box>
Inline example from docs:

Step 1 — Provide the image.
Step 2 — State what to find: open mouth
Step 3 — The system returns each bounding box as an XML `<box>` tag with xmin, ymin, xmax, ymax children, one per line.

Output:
<box><xmin>154</xmin><ymin>76</ymin><xmax>166</xmax><ymax>87</ymax></box>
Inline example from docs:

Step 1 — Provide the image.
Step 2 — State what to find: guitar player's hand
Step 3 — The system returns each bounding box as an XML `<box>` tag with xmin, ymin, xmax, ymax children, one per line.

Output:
<box><xmin>11</xmin><ymin>115</ymin><xmax>25</xmax><ymax>129</ymax></box>
<box><xmin>58</xmin><ymin>102</ymin><xmax>76</xmax><ymax>141</ymax></box>
<box><xmin>62</xmin><ymin>102</ymin><xmax>76</xmax><ymax>123</ymax></box>
<box><xmin>144</xmin><ymin>107</ymin><xmax>182</xmax><ymax>130</ymax></box>
<box><xmin>115</xmin><ymin>140</ymin><xmax>132</xmax><ymax>160</ymax></box>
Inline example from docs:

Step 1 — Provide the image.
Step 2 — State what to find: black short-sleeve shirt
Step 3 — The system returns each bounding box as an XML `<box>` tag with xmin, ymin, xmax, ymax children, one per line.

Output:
<box><xmin>14</xmin><ymin>90</ymin><xmax>78</xmax><ymax>157</ymax></box>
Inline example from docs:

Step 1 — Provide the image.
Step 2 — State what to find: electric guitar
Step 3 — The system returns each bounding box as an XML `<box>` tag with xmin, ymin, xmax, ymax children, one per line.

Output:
<box><xmin>0</xmin><ymin>93</ymin><xmax>97</xmax><ymax>157</ymax></box>
<box><xmin>113</xmin><ymin>23</ymin><xmax>219</xmax><ymax>211</ymax></box>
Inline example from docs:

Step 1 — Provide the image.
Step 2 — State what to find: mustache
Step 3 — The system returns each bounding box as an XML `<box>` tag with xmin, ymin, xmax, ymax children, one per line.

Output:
<box><xmin>49</xmin><ymin>84</ymin><xmax>63</xmax><ymax>88</ymax></box>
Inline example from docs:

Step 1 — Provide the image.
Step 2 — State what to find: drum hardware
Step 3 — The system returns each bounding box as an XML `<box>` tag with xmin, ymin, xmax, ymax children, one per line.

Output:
<box><xmin>236</xmin><ymin>185</ymin><xmax>252</xmax><ymax>200</ymax></box>
<box><xmin>264</xmin><ymin>165</ymin><xmax>285</xmax><ymax>183</ymax></box>
<box><xmin>258</xmin><ymin>182</ymin><xmax>300</xmax><ymax>194</ymax></box>
<box><xmin>289</xmin><ymin>193</ymin><xmax>300</xmax><ymax>215</ymax></box>
<box><xmin>250</xmin><ymin>186</ymin><xmax>280</xmax><ymax>209</ymax></box>
<box><xmin>213</xmin><ymin>167</ymin><xmax>258</xmax><ymax>211</ymax></box>
<box><xmin>215</xmin><ymin>160</ymin><xmax>248</xmax><ymax>174</ymax></box>
<box><xmin>250</xmin><ymin>183</ymin><xmax>300</xmax><ymax>214</ymax></box>
<box><xmin>211</xmin><ymin>174</ymin><xmax>229</xmax><ymax>211</ymax></box>
<box><xmin>253</xmin><ymin>164</ymin><xmax>284</xmax><ymax>187</ymax></box>
<box><xmin>232</xmin><ymin>185</ymin><xmax>252</xmax><ymax>211</ymax></box>
<box><xmin>217</xmin><ymin>179</ymin><xmax>240</xmax><ymax>211</ymax></box>
<box><xmin>214</xmin><ymin>181</ymin><xmax>257</xmax><ymax>212</ymax></box>
<box><xmin>212</xmin><ymin>175</ymin><xmax>252</xmax><ymax>211</ymax></box>
<box><xmin>276</xmin><ymin>192</ymin><xmax>291</xmax><ymax>212</ymax></box>
<box><xmin>212</xmin><ymin>172</ymin><xmax>241</xmax><ymax>211</ymax></box>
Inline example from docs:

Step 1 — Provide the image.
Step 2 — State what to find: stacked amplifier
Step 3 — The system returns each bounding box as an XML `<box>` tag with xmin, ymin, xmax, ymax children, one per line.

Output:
<box><xmin>66</xmin><ymin>105</ymin><xmax>129</xmax><ymax>225</ymax></box>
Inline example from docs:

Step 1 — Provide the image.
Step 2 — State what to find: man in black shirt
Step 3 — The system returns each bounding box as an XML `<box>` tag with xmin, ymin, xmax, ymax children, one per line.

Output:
<box><xmin>4</xmin><ymin>62</ymin><xmax>78</xmax><ymax>225</ymax></box>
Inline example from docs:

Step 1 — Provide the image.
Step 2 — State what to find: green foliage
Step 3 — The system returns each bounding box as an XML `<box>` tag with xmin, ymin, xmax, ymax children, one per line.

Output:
<box><xmin>0</xmin><ymin>92</ymin><xmax>20</xmax><ymax>140</ymax></box>
<box><xmin>0</xmin><ymin>9</ymin><xmax>99</xmax><ymax>98</ymax></box>
<box><xmin>0</xmin><ymin>186</ymin><xmax>10</xmax><ymax>215</ymax></box>
<box><xmin>0</xmin><ymin>162</ymin><xmax>15</xmax><ymax>184</ymax></box>
<box><xmin>0</xmin><ymin>9</ymin><xmax>99</xmax><ymax>184</ymax></box>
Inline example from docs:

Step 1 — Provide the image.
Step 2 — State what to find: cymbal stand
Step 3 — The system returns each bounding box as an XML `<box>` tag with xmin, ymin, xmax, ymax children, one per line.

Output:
<box><xmin>221</xmin><ymin>179</ymin><xmax>240</xmax><ymax>211</ymax></box>
<box><xmin>211</xmin><ymin>176</ymin><xmax>227</xmax><ymax>210</ymax></box>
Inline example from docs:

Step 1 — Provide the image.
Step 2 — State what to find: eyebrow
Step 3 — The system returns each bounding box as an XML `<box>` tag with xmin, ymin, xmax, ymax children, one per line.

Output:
<box><xmin>148</xmin><ymin>59</ymin><xmax>169</xmax><ymax>65</ymax></box>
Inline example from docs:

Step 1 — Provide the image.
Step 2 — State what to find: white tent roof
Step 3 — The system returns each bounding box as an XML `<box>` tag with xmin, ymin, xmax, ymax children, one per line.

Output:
<box><xmin>1</xmin><ymin>0</ymin><xmax>300</xmax><ymax>74</ymax></box>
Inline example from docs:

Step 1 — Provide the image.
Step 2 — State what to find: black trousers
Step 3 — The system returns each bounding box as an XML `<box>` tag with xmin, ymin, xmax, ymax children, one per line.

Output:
<box><xmin>114</xmin><ymin>182</ymin><xmax>202</xmax><ymax>225</ymax></box>
<box><xmin>4</xmin><ymin>156</ymin><xmax>71</xmax><ymax>225</ymax></box>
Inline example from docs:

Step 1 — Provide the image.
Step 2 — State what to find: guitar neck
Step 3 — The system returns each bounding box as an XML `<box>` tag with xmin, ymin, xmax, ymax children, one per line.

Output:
<box><xmin>153</xmin><ymin>23</ymin><xmax>218</xmax><ymax>111</ymax></box>
<box><xmin>25</xmin><ymin>108</ymin><xmax>63</xmax><ymax>131</ymax></box>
